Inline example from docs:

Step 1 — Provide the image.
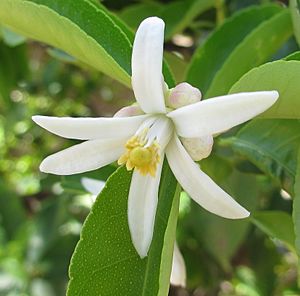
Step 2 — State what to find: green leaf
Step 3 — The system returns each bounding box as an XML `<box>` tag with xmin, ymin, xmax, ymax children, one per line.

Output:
<box><xmin>290</xmin><ymin>0</ymin><xmax>300</xmax><ymax>47</ymax></box>
<box><xmin>205</xmin><ymin>9</ymin><xmax>292</xmax><ymax>97</ymax></box>
<box><xmin>0</xmin><ymin>0</ymin><xmax>176</xmax><ymax>88</ymax></box>
<box><xmin>0</xmin><ymin>41</ymin><xmax>28</xmax><ymax>108</ymax></box>
<box><xmin>229</xmin><ymin>119</ymin><xmax>300</xmax><ymax>193</ymax></box>
<box><xmin>164</xmin><ymin>52</ymin><xmax>187</xmax><ymax>83</ymax></box>
<box><xmin>293</xmin><ymin>148</ymin><xmax>300</xmax><ymax>261</ymax></box>
<box><xmin>95</xmin><ymin>2</ymin><xmax>135</xmax><ymax>43</ymax></box>
<box><xmin>230</xmin><ymin>60</ymin><xmax>300</xmax><ymax>119</ymax></box>
<box><xmin>0</xmin><ymin>0</ymin><xmax>132</xmax><ymax>87</ymax></box>
<box><xmin>197</xmin><ymin>171</ymin><xmax>259</xmax><ymax>271</ymax></box>
<box><xmin>96</xmin><ymin>2</ymin><xmax>176</xmax><ymax>87</ymax></box>
<box><xmin>182</xmin><ymin>156</ymin><xmax>259</xmax><ymax>271</ymax></box>
<box><xmin>251</xmin><ymin>211</ymin><xmax>295</xmax><ymax>250</ymax></box>
<box><xmin>119</xmin><ymin>0</ymin><xmax>215</xmax><ymax>40</ymax></box>
<box><xmin>67</xmin><ymin>163</ymin><xmax>179</xmax><ymax>296</ymax></box>
<box><xmin>284</xmin><ymin>50</ymin><xmax>300</xmax><ymax>61</ymax></box>
<box><xmin>119</xmin><ymin>2</ymin><xmax>162</xmax><ymax>31</ymax></box>
<box><xmin>186</xmin><ymin>4</ymin><xmax>286</xmax><ymax>96</ymax></box>
<box><xmin>161</xmin><ymin>0</ymin><xmax>215</xmax><ymax>40</ymax></box>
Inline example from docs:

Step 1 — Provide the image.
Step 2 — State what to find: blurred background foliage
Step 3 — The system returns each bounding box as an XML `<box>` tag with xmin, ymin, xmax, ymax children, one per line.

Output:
<box><xmin>0</xmin><ymin>0</ymin><xmax>299</xmax><ymax>295</ymax></box>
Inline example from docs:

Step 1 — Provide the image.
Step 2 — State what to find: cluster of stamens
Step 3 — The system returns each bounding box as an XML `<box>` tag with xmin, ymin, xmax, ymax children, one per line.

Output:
<box><xmin>118</xmin><ymin>129</ymin><xmax>160</xmax><ymax>177</ymax></box>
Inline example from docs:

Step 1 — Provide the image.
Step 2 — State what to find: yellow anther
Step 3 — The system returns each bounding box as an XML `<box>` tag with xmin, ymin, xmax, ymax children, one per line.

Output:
<box><xmin>118</xmin><ymin>135</ymin><xmax>160</xmax><ymax>177</ymax></box>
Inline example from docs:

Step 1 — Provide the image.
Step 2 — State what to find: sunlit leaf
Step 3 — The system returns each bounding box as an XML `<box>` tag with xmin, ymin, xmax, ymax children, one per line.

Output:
<box><xmin>0</xmin><ymin>0</ymin><xmax>132</xmax><ymax>86</ymax></box>
<box><xmin>0</xmin><ymin>0</ymin><xmax>177</xmax><ymax>89</ymax></box>
<box><xmin>230</xmin><ymin>60</ymin><xmax>300</xmax><ymax>119</ymax></box>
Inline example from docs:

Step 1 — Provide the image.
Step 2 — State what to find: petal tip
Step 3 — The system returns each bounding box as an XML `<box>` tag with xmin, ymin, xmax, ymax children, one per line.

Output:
<box><xmin>259</xmin><ymin>90</ymin><xmax>279</xmax><ymax>110</ymax></box>
<box><xmin>39</xmin><ymin>156</ymin><xmax>57</xmax><ymax>175</ymax></box>
<box><xmin>32</xmin><ymin>115</ymin><xmax>42</xmax><ymax>124</ymax></box>
<box><xmin>258</xmin><ymin>90</ymin><xmax>279</xmax><ymax>105</ymax></box>
<box><xmin>132</xmin><ymin>240</ymin><xmax>149</xmax><ymax>259</ymax></box>
<box><xmin>232</xmin><ymin>208</ymin><xmax>250</xmax><ymax>219</ymax></box>
<box><xmin>39</xmin><ymin>159</ymin><xmax>49</xmax><ymax>174</ymax></box>
<box><xmin>138</xmin><ymin>251</ymin><xmax>148</xmax><ymax>259</ymax></box>
<box><xmin>141</xmin><ymin>16</ymin><xmax>165</xmax><ymax>27</ymax></box>
<box><xmin>270</xmin><ymin>90</ymin><xmax>279</xmax><ymax>101</ymax></box>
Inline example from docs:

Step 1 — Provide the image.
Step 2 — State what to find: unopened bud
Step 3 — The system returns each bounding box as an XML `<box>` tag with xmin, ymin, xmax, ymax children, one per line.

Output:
<box><xmin>114</xmin><ymin>105</ymin><xmax>144</xmax><ymax>117</ymax></box>
<box><xmin>166</xmin><ymin>82</ymin><xmax>201</xmax><ymax>109</ymax></box>
<box><xmin>181</xmin><ymin>135</ymin><xmax>213</xmax><ymax>161</ymax></box>
<box><xmin>170</xmin><ymin>242</ymin><xmax>186</xmax><ymax>288</ymax></box>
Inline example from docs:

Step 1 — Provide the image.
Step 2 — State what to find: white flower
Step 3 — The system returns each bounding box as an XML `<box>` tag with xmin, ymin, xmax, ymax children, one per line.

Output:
<box><xmin>32</xmin><ymin>17</ymin><xmax>279</xmax><ymax>258</ymax></box>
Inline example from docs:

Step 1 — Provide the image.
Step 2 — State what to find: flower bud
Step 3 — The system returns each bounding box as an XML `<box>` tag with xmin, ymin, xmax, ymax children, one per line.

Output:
<box><xmin>170</xmin><ymin>242</ymin><xmax>186</xmax><ymax>287</ymax></box>
<box><xmin>113</xmin><ymin>104</ymin><xmax>144</xmax><ymax>117</ymax></box>
<box><xmin>181</xmin><ymin>135</ymin><xmax>213</xmax><ymax>161</ymax></box>
<box><xmin>166</xmin><ymin>82</ymin><xmax>201</xmax><ymax>109</ymax></box>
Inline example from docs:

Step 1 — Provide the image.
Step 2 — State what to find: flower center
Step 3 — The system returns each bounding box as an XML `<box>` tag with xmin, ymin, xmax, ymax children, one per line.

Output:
<box><xmin>129</xmin><ymin>147</ymin><xmax>152</xmax><ymax>166</ymax></box>
<box><xmin>118</xmin><ymin>116</ymin><xmax>173</xmax><ymax>177</ymax></box>
<box><xmin>118</xmin><ymin>133</ymin><xmax>160</xmax><ymax>177</ymax></box>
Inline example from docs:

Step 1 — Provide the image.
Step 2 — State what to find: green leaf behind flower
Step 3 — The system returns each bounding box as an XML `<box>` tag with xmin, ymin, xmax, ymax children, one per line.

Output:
<box><xmin>67</xmin><ymin>163</ymin><xmax>179</xmax><ymax>296</ymax></box>
<box><xmin>230</xmin><ymin>60</ymin><xmax>300</xmax><ymax>119</ymax></box>
<box><xmin>251</xmin><ymin>211</ymin><xmax>295</xmax><ymax>251</ymax></box>
<box><xmin>229</xmin><ymin>119</ymin><xmax>300</xmax><ymax>193</ymax></box>
<box><xmin>290</xmin><ymin>0</ymin><xmax>300</xmax><ymax>47</ymax></box>
<box><xmin>205</xmin><ymin>9</ymin><xmax>292</xmax><ymax>97</ymax></box>
<box><xmin>186</xmin><ymin>4</ymin><xmax>291</xmax><ymax>97</ymax></box>
<box><xmin>119</xmin><ymin>0</ymin><xmax>215</xmax><ymax>40</ymax></box>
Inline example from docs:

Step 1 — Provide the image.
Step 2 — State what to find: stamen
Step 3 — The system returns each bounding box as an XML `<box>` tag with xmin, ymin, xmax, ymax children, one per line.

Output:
<box><xmin>118</xmin><ymin>116</ymin><xmax>172</xmax><ymax>177</ymax></box>
<box><xmin>118</xmin><ymin>135</ymin><xmax>160</xmax><ymax>177</ymax></box>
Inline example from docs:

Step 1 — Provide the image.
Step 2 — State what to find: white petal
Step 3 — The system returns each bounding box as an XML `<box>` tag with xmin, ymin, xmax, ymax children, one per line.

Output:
<box><xmin>40</xmin><ymin>138</ymin><xmax>126</xmax><ymax>175</ymax></box>
<box><xmin>166</xmin><ymin>136</ymin><xmax>249</xmax><ymax>219</ymax></box>
<box><xmin>127</xmin><ymin>156</ymin><xmax>164</xmax><ymax>258</ymax></box>
<box><xmin>32</xmin><ymin>114</ymin><xmax>148</xmax><ymax>140</ymax></box>
<box><xmin>81</xmin><ymin>177</ymin><xmax>105</xmax><ymax>196</ymax></box>
<box><xmin>145</xmin><ymin>116</ymin><xmax>173</xmax><ymax>150</ymax></box>
<box><xmin>131</xmin><ymin>17</ymin><xmax>166</xmax><ymax>114</ymax></box>
<box><xmin>167</xmin><ymin>91</ymin><xmax>279</xmax><ymax>138</ymax></box>
<box><xmin>170</xmin><ymin>242</ymin><xmax>186</xmax><ymax>287</ymax></box>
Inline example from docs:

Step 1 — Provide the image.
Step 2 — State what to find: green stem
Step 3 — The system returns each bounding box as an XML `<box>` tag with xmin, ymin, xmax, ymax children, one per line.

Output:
<box><xmin>215</xmin><ymin>0</ymin><xmax>226</xmax><ymax>26</ymax></box>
